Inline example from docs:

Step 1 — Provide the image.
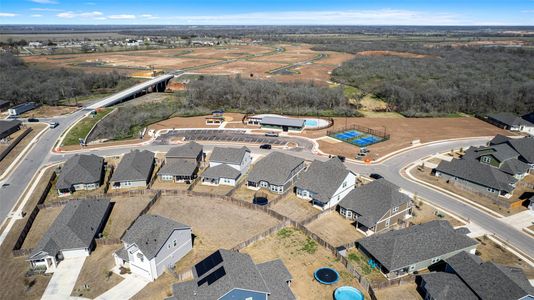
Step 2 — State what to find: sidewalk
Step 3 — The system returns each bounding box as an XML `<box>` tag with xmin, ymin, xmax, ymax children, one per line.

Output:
<box><xmin>501</xmin><ymin>210</ymin><xmax>534</xmax><ymax>231</ymax></box>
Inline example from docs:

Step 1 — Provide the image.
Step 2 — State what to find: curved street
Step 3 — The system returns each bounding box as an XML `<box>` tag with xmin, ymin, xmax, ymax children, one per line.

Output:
<box><xmin>1</xmin><ymin>87</ymin><xmax>533</xmax><ymax>260</ymax></box>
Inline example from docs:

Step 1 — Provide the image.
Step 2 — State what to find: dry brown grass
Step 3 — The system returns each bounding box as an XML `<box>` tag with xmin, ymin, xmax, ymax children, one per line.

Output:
<box><xmin>241</xmin><ymin>227</ymin><xmax>370</xmax><ymax>300</ymax></box>
<box><xmin>475</xmin><ymin>235</ymin><xmax>534</xmax><ymax>279</ymax></box>
<box><xmin>103</xmin><ymin>195</ymin><xmax>153</xmax><ymax>239</ymax></box>
<box><xmin>270</xmin><ymin>193</ymin><xmax>319</xmax><ymax>222</ymax></box>
<box><xmin>410</xmin><ymin>199</ymin><xmax>466</xmax><ymax>227</ymax></box>
<box><xmin>192</xmin><ymin>183</ymin><xmax>233</xmax><ymax>196</ymax></box>
<box><xmin>131</xmin><ymin>272</ymin><xmax>177</xmax><ymax>300</ymax></box>
<box><xmin>356</xmin><ymin>50</ymin><xmax>432</xmax><ymax>59</ymax></box>
<box><xmin>19</xmin><ymin>105</ymin><xmax>78</xmax><ymax>118</ymax></box>
<box><xmin>71</xmin><ymin>244</ymin><xmax>124</xmax><ymax>298</ymax></box>
<box><xmin>21</xmin><ymin>206</ymin><xmax>63</xmax><ymax>249</ymax></box>
<box><xmin>305</xmin><ymin>212</ymin><xmax>366</xmax><ymax>247</ymax></box>
<box><xmin>373</xmin><ymin>282</ymin><xmax>422</xmax><ymax>300</ymax></box>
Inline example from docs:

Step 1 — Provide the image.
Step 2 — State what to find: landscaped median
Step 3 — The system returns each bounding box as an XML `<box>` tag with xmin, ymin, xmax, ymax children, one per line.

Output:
<box><xmin>61</xmin><ymin>107</ymin><xmax>114</xmax><ymax>146</ymax></box>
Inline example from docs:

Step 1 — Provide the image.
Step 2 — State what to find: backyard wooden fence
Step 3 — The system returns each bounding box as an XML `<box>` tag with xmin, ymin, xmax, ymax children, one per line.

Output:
<box><xmin>0</xmin><ymin>127</ymin><xmax>32</xmax><ymax>162</ymax></box>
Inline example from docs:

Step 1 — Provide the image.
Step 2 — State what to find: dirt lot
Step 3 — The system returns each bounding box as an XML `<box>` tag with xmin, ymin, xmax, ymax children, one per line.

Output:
<box><xmin>0</xmin><ymin>167</ymin><xmax>56</xmax><ymax>300</ymax></box>
<box><xmin>305</xmin><ymin>212</ymin><xmax>366</xmax><ymax>247</ymax></box>
<box><xmin>0</xmin><ymin>124</ymin><xmax>47</xmax><ymax>176</ymax></box>
<box><xmin>71</xmin><ymin>244</ymin><xmax>124</xmax><ymax>298</ymax></box>
<box><xmin>151</xmin><ymin>179</ymin><xmax>191</xmax><ymax>190</ymax></box>
<box><xmin>21</xmin><ymin>206</ymin><xmax>63</xmax><ymax>249</ymax></box>
<box><xmin>373</xmin><ymin>282</ymin><xmax>422</xmax><ymax>300</ymax></box>
<box><xmin>475</xmin><ymin>235</ymin><xmax>534</xmax><ymax>279</ymax></box>
<box><xmin>410</xmin><ymin>199</ymin><xmax>466</xmax><ymax>227</ymax></box>
<box><xmin>411</xmin><ymin>167</ymin><xmax>525</xmax><ymax>216</ymax></box>
<box><xmin>309</xmin><ymin>117</ymin><xmax>512</xmax><ymax>160</ymax></box>
<box><xmin>242</xmin><ymin>227</ymin><xmax>370</xmax><ymax>300</ymax></box>
<box><xmin>192</xmin><ymin>183</ymin><xmax>233</xmax><ymax>195</ymax></box>
<box><xmin>270</xmin><ymin>194</ymin><xmax>320</xmax><ymax>222</ymax></box>
<box><xmin>147</xmin><ymin>113</ymin><xmax>245</xmax><ymax>131</ymax></box>
<box><xmin>149</xmin><ymin>194</ymin><xmax>280</xmax><ymax>250</ymax></box>
<box><xmin>102</xmin><ymin>195</ymin><xmax>153</xmax><ymax>239</ymax></box>
<box><xmin>20</xmin><ymin>105</ymin><xmax>78</xmax><ymax>118</ymax></box>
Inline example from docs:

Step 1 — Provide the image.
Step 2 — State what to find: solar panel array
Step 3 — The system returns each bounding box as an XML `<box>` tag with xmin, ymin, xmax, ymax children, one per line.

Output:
<box><xmin>197</xmin><ymin>266</ymin><xmax>226</xmax><ymax>287</ymax></box>
<box><xmin>195</xmin><ymin>250</ymin><xmax>223</xmax><ymax>278</ymax></box>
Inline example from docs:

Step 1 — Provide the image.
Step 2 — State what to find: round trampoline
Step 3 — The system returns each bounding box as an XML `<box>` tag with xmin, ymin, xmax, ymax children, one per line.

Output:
<box><xmin>314</xmin><ymin>267</ymin><xmax>339</xmax><ymax>285</ymax></box>
<box><xmin>334</xmin><ymin>286</ymin><xmax>364</xmax><ymax>300</ymax></box>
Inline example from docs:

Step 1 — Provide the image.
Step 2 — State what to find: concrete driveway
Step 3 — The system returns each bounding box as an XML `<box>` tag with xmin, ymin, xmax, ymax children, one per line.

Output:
<box><xmin>95</xmin><ymin>273</ymin><xmax>149</xmax><ymax>300</ymax></box>
<box><xmin>501</xmin><ymin>210</ymin><xmax>534</xmax><ymax>230</ymax></box>
<box><xmin>41</xmin><ymin>256</ymin><xmax>86</xmax><ymax>300</ymax></box>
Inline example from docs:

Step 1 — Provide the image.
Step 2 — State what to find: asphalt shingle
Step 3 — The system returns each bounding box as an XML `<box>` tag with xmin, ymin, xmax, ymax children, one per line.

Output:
<box><xmin>110</xmin><ymin>150</ymin><xmax>154</xmax><ymax>182</ymax></box>
<box><xmin>247</xmin><ymin>152</ymin><xmax>304</xmax><ymax>186</ymax></box>
<box><xmin>56</xmin><ymin>154</ymin><xmax>104</xmax><ymax>190</ymax></box>
<box><xmin>209</xmin><ymin>147</ymin><xmax>249</xmax><ymax>165</ymax></box>
<box><xmin>201</xmin><ymin>164</ymin><xmax>241</xmax><ymax>180</ymax></box>
<box><xmin>295</xmin><ymin>158</ymin><xmax>352</xmax><ymax>203</ymax></box>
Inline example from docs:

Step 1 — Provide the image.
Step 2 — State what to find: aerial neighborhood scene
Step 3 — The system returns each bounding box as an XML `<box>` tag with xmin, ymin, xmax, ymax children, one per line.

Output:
<box><xmin>1</xmin><ymin>0</ymin><xmax>534</xmax><ymax>299</ymax></box>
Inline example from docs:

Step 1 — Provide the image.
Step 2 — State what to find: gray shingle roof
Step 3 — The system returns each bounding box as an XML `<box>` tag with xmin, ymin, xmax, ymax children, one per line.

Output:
<box><xmin>170</xmin><ymin>249</ymin><xmax>295</xmax><ymax>300</ymax></box>
<box><xmin>419</xmin><ymin>272</ymin><xmax>478</xmax><ymax>300</ymax></box>
<box><xmin>29</xmin><ymin>199</ymin><xmax>110</xmax><ymax>259</ymax></box>
<box><xmin>339</xmin><ymin>179</ymin><xmax>411</xmax><ymax>228</ymax></box>
<box><xmin>111</xmin><ymin>150</ymin><xmax>154</xmax><ymax>182</ymax></box>
<box><xmin>56</xmin><ymin>154</ymin><xmax>104</xmax><ymax>190</ymax></box>
<box><xmin>507</xmin><ymin>138</ymin><xmax>534</xmax><ymax>164</ymax></box>
<box><xmin>209</xmin><ymin>147</ymin><xmax>250</xmax><ymax>165</ymax></box>
<box><xmin>201</xmin><ymin>164</ymin><xmax>241</xmax><ymax>180</ymax></box>
<box><xmin>489</xmin><ymin>134</ymin><xmax>512</xmax><ymax>146</ymax></box>
<box><xmin>446</xmin><ymin>251</ymin><xmax>534</xmax><ymax>300</ymax></box>
<box><xmin>500</xmin><ymin>158</ymin><xmax>530</xmax><ymax>176</ymax></box>
<box><xmin>0</xmin><ymin>119</ymin><xmax>21</xmax><ymax>139</ymax></box>
<box><xmin>158</xmin><ymin>159</ymin><xmax>198</xmax><ymax>177</ymax></box>
<box><xmin>488</xmin><ymin>112</ymin><xmax>534</xmax><ymax>127</ymax></box>
<box><xmin>260</xmin><ymin>116</ymin><xmax>305</xmax><ymax>128</ymax></box>
<box><xmin>461</xmin><ymin>144</ymin><xmax>530</xmax><ymax>176</ymax></box>
<box><xmin>247</xmin><ymin>152</ymin><xmax>304</xmax><ymax>186</ymax></box>
<box><xmin>435</xmin><ymin>158</ymin><xmax>517</xmax><ymax>193</ymax></box>
<box><xmin>122</xmin><ymin>214</ymin><xmax>190</xmax><ymax>260</ymax></box>
<box><xmin>357</xmin><ymin>220</ymin><xmax>478</xmax><ymax>272</ymax></box>
<box><xmin>167</xmin><ymin>141</ymin><xmax>203</xmax><ymax>159</ymax></box>
<box><xmin>295</xmin><ymin>158</ymin><xmax>352</xmax><ymax>203</ymax></box>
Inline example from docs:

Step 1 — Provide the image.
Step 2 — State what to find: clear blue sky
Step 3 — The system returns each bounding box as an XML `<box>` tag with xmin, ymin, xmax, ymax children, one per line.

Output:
<box><xmin>0</xmin><ymin>0</ymin><xmax>533</xmax><ymax>25</ymax></box>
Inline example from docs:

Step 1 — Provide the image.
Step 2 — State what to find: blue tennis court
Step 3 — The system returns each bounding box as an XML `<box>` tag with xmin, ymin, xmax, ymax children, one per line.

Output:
<box><xmin>330</xmin><ymin>129</ymin><xmax>384</xmax><ymax>147</ymax></box>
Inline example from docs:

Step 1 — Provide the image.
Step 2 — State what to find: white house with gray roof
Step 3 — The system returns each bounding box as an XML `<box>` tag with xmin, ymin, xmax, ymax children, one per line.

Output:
<box><xmin>295</xmin><ymin>157</ymin><xmax>357</xmax><ymax>210</ymax></box>
<box><xmin>201</xmin><ymin>147</ymin><xmax>252</xmax><ymax>186</ymax></box>
<box><xmin>110</xmin><ymin>150</ymin><xmax>155</xmax><ymax>189</ymax></box>
<box><xmin>486</xmin><ymin>112</ymin><xmax>534</xmax><ymax>135</ymax></box>
<box><xmin>247</xmin><ymin>152</ymin><xmax>305</xmax><ymax>194</ymax></box>
<box><xmin>168</xmin><ymin>249</ymin><xmax>295</xmax><ymax>300</ymax></box>
<box><xmin>159</xmin><ymin>142</ymin><xmax>204</xmax><ymax>183</ymax></box>
<box><xmin>357</xmin><ymin>220</ymin><xmax>478</xmax><ymax>279</ymax></box>
<box><xmin>339</xmin><ymin>179</ymin><xmax>412</xmax><ymax>234</ymax></box>
<box><xmin>113</xmin><ymin>214</ymin><xmax>192</xmax><ymax>281</ymax></box>
<box><xmin>56</xmin><ymin>154</ymin><xmax>105</xmax><ymax>196</ymax></box>
<box><xmin>28</xmin><ymin>199</ymin><xmax>110</xmax><ymax>273</ymax></box>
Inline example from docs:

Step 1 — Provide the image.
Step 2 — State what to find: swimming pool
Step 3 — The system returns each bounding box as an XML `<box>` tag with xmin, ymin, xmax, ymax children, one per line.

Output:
<box><xmin>304</xmin><ymin>119</ymin><xmax>318</xmax><ymax>127</ymax></box>
<box><xmin>335</xmin><ymin>286</ymin><xmax>364</xmax><ymax>300</ymax></box>
<box><xmin>304</xmin><ymin>118</ymin><xmax>329</xmax><ymax>128</ymax></box>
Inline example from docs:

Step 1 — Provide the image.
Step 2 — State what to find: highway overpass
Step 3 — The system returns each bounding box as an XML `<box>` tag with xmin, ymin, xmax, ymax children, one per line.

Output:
<box><xmin>86</xmin><ymin>74</ymin><xmax>174</xmax><ymax>109</ymax></box>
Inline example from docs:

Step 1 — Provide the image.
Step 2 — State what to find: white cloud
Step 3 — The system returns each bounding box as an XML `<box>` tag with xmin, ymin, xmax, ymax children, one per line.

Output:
<box><xmin>31</xmin><ymin>0</ymin><xmax>59</xmax><ymax>4</ymax></box>
<box><xmin>108</xmin><ymin>14</ymin><xmax>136</xmax><ymax>19</ymax></box>
<box><xmin>31</xmin><ymin>14</ymin><xmax>43</xmax><ymax>17</ymax></box>
<box><xmin>31</xmin><ymin>7</ymin><xmax>62</xmax><ymax>11</ymax></box>
<box><xmin>140</xmin><ymin>14</ymin><xmax>159</xmax><ymax>19</ymax></box>
<box><xmin>0</xmin><ymin>12</ymin><xmax>18</xmax><ymax>17</ymax></box>
<box><xmin>57</xmin><ymin>11</ymin><xmax>103</xmax><ymax>18</ymax></box>
<box><xmin>158</xmin><ymin>9</ymin><xmax>468</xmax><ymax>25</ymax></box>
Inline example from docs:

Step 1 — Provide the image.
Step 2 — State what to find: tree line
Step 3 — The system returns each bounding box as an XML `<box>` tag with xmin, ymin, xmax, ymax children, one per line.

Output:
<box><xmin>0</xmin><ymin>53</ymin><xmax>128</xmax><ymax>106</ymax></box>
<box><xmin>185</xmin><ymin>75</ymin><xmax>357</xmax><ymax>117</ymax></box>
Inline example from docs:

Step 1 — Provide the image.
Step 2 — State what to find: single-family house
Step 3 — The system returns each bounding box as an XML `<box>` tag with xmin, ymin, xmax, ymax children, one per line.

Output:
<box><xmin>357</xmin><ymin>220</ymin><xmax>478</xmax><ymax>279</ymax></box>
<box><xmin>486</xmin><ymin>112</ymin><xmax>534</xmax><ymax>135</ymax></box>
<box><xmin>295</xmin><ymin>157</ymin><xmax>357</xmax><ymax>210</ymax></box>
<box><xmin>489</xmin><ymin>135</ymin><xmax>534</xmax><ymax>165</ymax></box>
<box><xmin>8</xmin><ymin>102</ymin><xmax>38</xmax><ymax>116</ymax></box>
<box><xmin>110</xmin><ymin>150</ymin><xmax>155</xmax><ymax>189</ymax></box>
<box><xmin>0</xmin><ymin>119</ymin><xmax>21</xmax><ymax>140</ymax></box>
<box><xmin>158</xmin><ymin>142</ymin><xmax>204</xmax><ymax>183</ymax></box>
<box><xmin>201</xmin><ymin>147</ymin><xmax>251</xmax><ymax>186</ymax></box>
<box><xmin>338</xmin><ymin>179</ymin><xmax>412</xmax><ymax>234</ymax></box>
<box><xmin>417</xmin><ymin>251</ymin><xmax>534</xmax><ymax>300</ymax></box>
<box><xmin>462</xmin><ymin>144</ymin><xmax>531</xmax><ymax>179</ymax></box>
<box><xmin>56</xmin><ymin>154</ymin><xmax>105</xmax><ymax>196</ymax></box>
<box><xmin>247</xmin><ymin>152</ymin><xmax>305</xmax><ymax>194</ymax></box>
<box><xmin>0</xmin><ymin>100</ymin><xmax>10</xmax><ymax>112</ymax></box>
<box><xmin>113</xmin><ymin>214</ymin><xmax>192</xmax><ymax>281</ymax></box>
<box><xmin>168</xmin><ymin>249</ymin><xmax>295</xmax><ymax>300</ymax></box>
<box><xmin>434</xmin><ymin>158</ymin><xmax>517</xmax><ymax>198</ymax></box>
<box><xmin>28</xmin><ymin>199</ymin><xmax>111</xmax><ymax>273</ymax></box>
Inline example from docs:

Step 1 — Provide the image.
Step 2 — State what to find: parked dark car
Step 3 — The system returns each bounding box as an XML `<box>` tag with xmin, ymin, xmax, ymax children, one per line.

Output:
<box><xmin>337</xmin><ymin>155</ymin><xmax>346</xmax><ymax>162</ymax></box>
<box><xmin>259</xmin><ymin>144</ymin><xmax>272</xmax><ymax>150</ymax></box>
<box><xmin>27</xmin><ymin>118</ymin><xmax>39</xmax><ymax>122</ymax></box>
<box><xmin>369</xmin><ymin>173</ymin><xmax>383</xmax><ymax>180</ymax></box>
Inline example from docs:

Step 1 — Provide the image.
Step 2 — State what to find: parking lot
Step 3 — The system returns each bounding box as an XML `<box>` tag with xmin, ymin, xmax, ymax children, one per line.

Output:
<box><xmin>156</xmin><ymin>129</ymin><xmax>313</xmax><ymax>149</ymax></box>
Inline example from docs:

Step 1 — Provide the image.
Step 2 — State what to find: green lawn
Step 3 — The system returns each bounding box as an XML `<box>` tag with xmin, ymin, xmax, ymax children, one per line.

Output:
<box><xmin>62</xmin><ymin>108</ymin><xmax>113</xmax><ymax>146</ymax></box>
